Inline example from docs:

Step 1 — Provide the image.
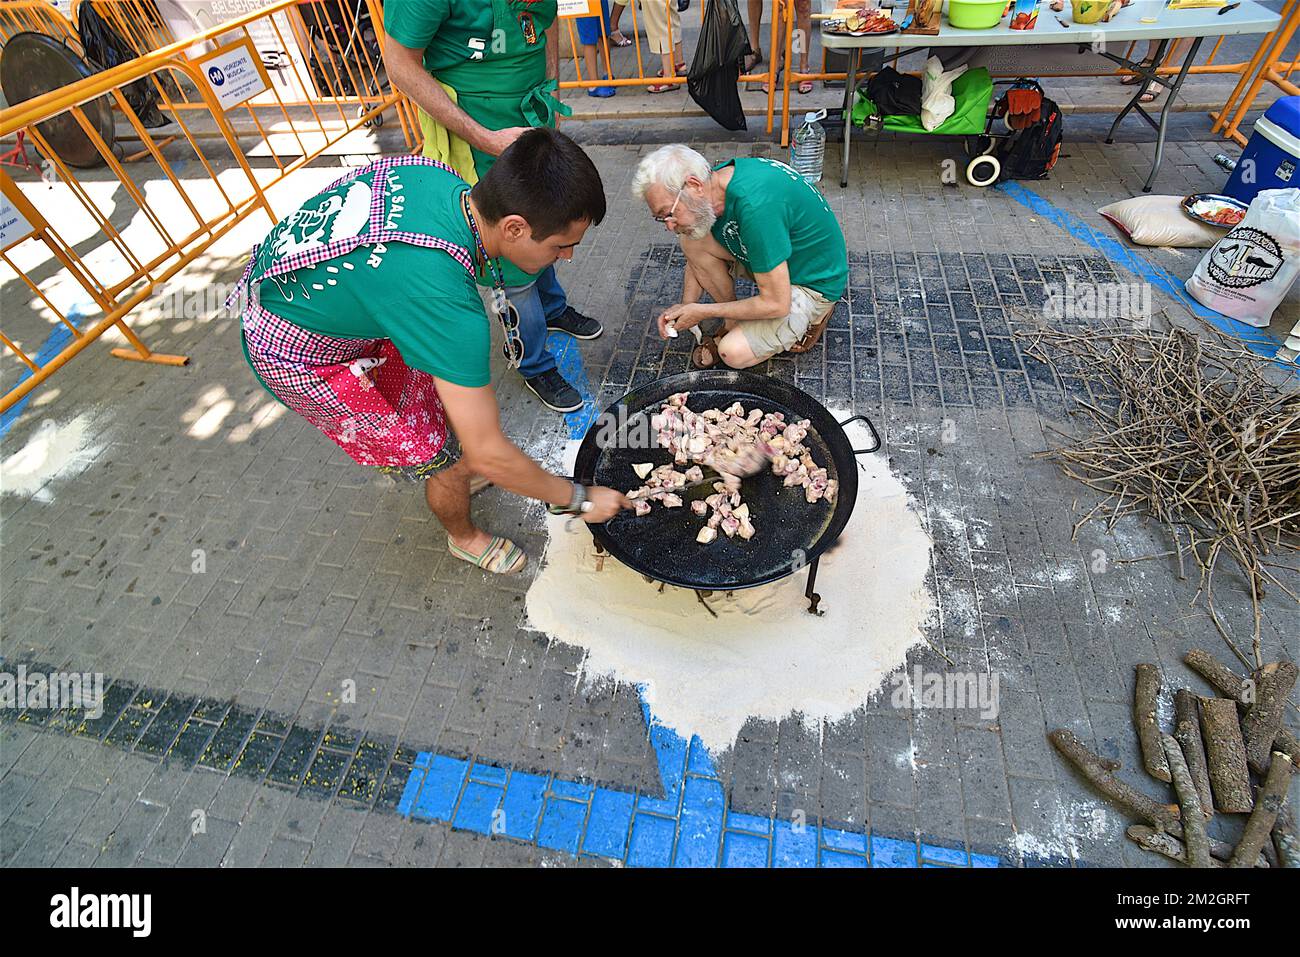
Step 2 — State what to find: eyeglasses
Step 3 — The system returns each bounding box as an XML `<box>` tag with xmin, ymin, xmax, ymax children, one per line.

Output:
<box><xmin>653</xmin><ymin>189</ymin><xmax>683</xmax><ymax>224</ymax></box>
<box><xmin>500</xmin><ymin>300</ymin><xmax>524</xmax><ymax>368</ymax></box>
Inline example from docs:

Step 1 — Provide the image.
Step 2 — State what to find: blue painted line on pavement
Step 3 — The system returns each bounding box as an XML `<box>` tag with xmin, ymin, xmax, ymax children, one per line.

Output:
<box><xmin>995</xmin><ymin>182</ymin><xmax>1294</xmax><ymax>374</ymax></box>
<box><xmin>548</xmin><ymin>330</ymin><xmax>603</xmax><ymax>440</ymax></box>
<box><xmin>0</xmin><ymin>309</ymin><xmax>86</xmax><ymax>441</ymax></box>
<box><xmin>396</xmin><ymin>316</ymin><xmax>1007</xmax><ymax>867</ymax></box>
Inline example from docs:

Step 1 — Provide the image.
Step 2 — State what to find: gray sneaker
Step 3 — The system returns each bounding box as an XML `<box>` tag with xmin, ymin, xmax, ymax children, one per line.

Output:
<box><xmin>546</xmin><ymin>306</ymin><xmax>604</xmax><ymax>340</ymax></box>
<box><xmin>525</xmin><ymin>369</ymin><xmax>583</xmax><ymax>413</ymax></box>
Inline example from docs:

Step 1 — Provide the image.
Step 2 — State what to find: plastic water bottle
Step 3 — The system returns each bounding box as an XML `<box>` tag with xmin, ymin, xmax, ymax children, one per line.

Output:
<box><xmin>791</xmin><ymin>109</ymin><xmax>828</xmax><ymax>185</ymax></box>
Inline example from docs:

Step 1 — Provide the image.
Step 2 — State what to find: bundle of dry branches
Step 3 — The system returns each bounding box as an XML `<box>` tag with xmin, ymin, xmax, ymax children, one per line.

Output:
<box><xmin>1015</xmin><ymin>319</ymin><xmax>1300</xmax><ymax>667</ymax></box>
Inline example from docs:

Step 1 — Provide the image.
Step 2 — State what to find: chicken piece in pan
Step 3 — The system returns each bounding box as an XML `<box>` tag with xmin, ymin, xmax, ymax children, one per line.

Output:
<box><xmin>625</xmin><ymin>395</ymin><xmax>833</xmax><ymax>543</ymax></box>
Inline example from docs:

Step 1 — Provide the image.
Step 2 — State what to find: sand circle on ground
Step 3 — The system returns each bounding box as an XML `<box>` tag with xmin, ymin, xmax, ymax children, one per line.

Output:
<box><xmin>524</xmin><ymin>416</ymin><xmax>935</xmax><ymax>755</ymax></box>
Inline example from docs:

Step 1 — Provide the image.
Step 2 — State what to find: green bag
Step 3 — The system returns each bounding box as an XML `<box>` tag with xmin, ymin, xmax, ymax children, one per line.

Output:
<box><xmin>851</xmin><ymin>67</ymin><xmax>993</xmax><ymax>137</ymax></box>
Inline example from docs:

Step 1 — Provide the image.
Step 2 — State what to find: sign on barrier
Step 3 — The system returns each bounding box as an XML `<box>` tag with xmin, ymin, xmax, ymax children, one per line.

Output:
<box><xmin>0</xmin><ymin>171</ymin><xmax>41</xmax><ymax>251</ymax></box>
<box><xmin>196</xmin><ymin>36</ymin><xmax>271</xmax><ymax>111</ymax></box>
<box><xmin>558</xmin><ymin>0</ymin><xmax>601</xmax><ymax>16</ymax></box>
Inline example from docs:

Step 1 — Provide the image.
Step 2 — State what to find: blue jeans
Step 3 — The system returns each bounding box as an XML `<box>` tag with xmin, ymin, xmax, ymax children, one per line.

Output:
<box><xmin>505</xmin><ymin>266</ymin><xmax>568</xmax><ymax>379</ymax></box>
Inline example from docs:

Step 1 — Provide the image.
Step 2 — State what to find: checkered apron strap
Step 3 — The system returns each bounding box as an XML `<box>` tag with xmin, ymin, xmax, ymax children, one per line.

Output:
<box><xmin>224</xmin><ymin>242</ymin><xmax>261</xmax><ymax>311</ymax></box>
<box><xmin>324</xmin><ymin>154</ymin><xmax>464</xmax><ymax>193</ymax></box>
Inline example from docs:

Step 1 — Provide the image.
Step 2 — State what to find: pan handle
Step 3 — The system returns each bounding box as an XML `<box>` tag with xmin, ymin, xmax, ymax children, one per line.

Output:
<box><xmin>838</xmin><ymin>414</ymin><xmax>882</xmax><ymax>455</ymax></box>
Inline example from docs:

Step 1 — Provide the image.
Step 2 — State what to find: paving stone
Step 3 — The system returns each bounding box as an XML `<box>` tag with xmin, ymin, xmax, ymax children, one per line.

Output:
<box><xmin>4</xmin><ymin>132</ymin><xmax>1294</xmax><ymax>868</ymax></box>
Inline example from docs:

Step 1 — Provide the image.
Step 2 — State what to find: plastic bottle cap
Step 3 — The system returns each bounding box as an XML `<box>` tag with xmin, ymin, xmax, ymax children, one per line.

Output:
<box><xmin>805</xmin><ymin>112</ymin><xmax>820</xmax><ymax>124</ymax></box>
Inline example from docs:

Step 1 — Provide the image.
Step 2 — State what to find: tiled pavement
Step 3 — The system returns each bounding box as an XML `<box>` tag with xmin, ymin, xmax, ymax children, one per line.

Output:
<box><xmin>1</xmin><ymin>127</ymin><xmax>1297</xmax><ymax>867</ymax></box>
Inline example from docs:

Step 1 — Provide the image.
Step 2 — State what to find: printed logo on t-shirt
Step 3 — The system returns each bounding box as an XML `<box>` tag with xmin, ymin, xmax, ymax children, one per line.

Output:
<box><xmin>758</xmin><ymin>157</ymin><xmax>801</xmax><ymax>180</ymax></box>
<box><xmin>721</xmin><ymin>220</ymin><xmax>748</xmax><ymax>261</ymax></box>
<box><xmin>1208</xmin><ymin>227</ymin><xmax>1284</xmax><ymax>289</ymax></box>
<box><xmin>269</xmin><ymin>181</ymin><xmax>372</xmax><ymax>258</ymax></box>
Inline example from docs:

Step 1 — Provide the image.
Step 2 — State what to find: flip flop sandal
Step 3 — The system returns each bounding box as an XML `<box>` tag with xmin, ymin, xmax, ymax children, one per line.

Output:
<box><xmin>448</xmin><ymin>535</ymin><xmax>527</xmax><ymax>574</ymax></box>
<box><xmin>691</xmin><ymin>334</ymin><xmax>723</xmax><ymax>369</ymax></box>
<box><xmin>753</xmin><ymin>68</ymin><xmax>780</xmax><ymax>94</ymax></box>
<box><xmin>1139</xmin><ymin>86</ymin><xmax>1164</xmax><ymax>103</ymax></box>
<box><xmin>609</xmin><ymin>31</ymin><xmax>633</xmax><ymax>46</ymax></box>
<box><xmin>797</xmin><ymin>80</ymin><xmax>814</xmax><ymax>94</ymax></box>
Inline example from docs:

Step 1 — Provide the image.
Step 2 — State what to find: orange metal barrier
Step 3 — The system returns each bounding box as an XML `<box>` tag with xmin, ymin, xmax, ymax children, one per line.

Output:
<box><xmin>0</xmin><ymin>55</ymin><xmax>272</xmax><ymax>412</ymax></box>
<box><xmin>0</xmin><ymin>0</ymin><xmax>416</xmax><ymax>414</ymax></box>
<box><xmin>10</xmin><ymin>1</ymin><xmax>417</xmax><ymax>130</ymax></box>
<box><xmin>557</xmin><ymin>0</ymin><xmax>783</xmax><ymax>134</ymax></box>
<box><xmin>0</xmin><ymin>1</ymin><xmax>82</xmax><ymax>44</ymax></box>
<box><xmin>1212</xmin><ymin>0</ymin><xmax>1300</xmax><ymax>145</ymax></box>
<box><xmin>2</xmin><ymin>0</ymin><xmax>416</xmax><ymax>186</ymax></box>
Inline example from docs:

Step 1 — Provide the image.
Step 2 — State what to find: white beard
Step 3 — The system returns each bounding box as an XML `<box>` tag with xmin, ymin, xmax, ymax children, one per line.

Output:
<box><xmin>680</xmin><ymin>196</ymin><xmax>718</xmax><ymax>241</ymax></box>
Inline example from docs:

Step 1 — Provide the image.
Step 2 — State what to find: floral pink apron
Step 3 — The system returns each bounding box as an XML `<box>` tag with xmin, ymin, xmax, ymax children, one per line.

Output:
<box><xmin>228</xmin><ymin>156</ymin><xmax>475</xmax><ymax>467</ymax></box>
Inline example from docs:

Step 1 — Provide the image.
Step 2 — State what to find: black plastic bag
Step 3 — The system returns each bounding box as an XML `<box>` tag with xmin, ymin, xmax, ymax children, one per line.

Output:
<box><xmin>77</xmin><ymin>1</ymin><xmax>170</xmax><ymax>128</ymax></box>
<box><xmin>687</xmin><ymin>0</ymin><xmax>753</xmax><ymax>132</ymax></box>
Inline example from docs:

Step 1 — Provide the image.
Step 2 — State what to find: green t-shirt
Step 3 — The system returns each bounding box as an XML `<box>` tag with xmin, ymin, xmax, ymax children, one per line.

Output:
<box><xmin>384</xmin><ymin>0</ymin><xmax>561</xmax><ymax>287</ymax></box>
<box><xmin>252</xmin><ymin>164</ymin><xmax>491</xmax><ymax>388</ymax></box>
<box><xmin>384</xmin><ymin>0</ymin><xmax>555</xmax><ymax>95</ymax></box>
<box><xmin>711</xmin><ymin>158</ymin><xmax>849</xmax><ymax>302</ymax></box>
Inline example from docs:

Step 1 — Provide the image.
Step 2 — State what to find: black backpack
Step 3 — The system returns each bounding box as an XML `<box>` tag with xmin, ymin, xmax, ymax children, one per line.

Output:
<box><xmin>994</xmin><ymin>81</ymin><xmax>1062</xmax><ymax>182</ymax></box>
<box><xmin>864</xmin><ymin>67</ymin><xmax>922</xmax><ymax>118</ymax></box>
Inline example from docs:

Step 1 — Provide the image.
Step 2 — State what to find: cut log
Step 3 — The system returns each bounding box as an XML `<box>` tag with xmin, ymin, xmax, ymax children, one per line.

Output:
<box><xmin>1135</xmin><ymin>664</ymin><xmax>1171</xmax><ymax>783</ymax></box>
<box><xmin>1199</xmin><ymin>697</ymin><xmax>1254</xmax><ymax>813</ymax></box>
<box><xmin>1241</xmin><ymin>662</ymin><xmax>1298</xmax><ymax>776</ymax></box>
<box><xmin>1162</xmin><ymin>734</ymin><xmax>1211</xmax><ymax>867</ymax></box>
<box><xmin>1273</xmin><ymin>804</ymin><xmax>1300</xmax><ymax>869</ymax></box>
<box><xmin>1049</xmin><ymin>729</ymin><xmax>1182</xmax><ymax>836</ymax></box>
<box><xmin>1127</xmin><ymin>826</ymin><xmax>1224</xmax><ymax>868</ymax></box>
<box><xmin>1185</xmin><ymin>648</ymin><xmax>1252</xmax><ymax>700</ymax></box>
<box><xmin>1127</xmin><ymin>826</ymin><xmax>1268</xmax><ymax>868</ymax></box>
<box><xmin>1184</xmin><ymin>649</ymin><xmax>1299</xmax><ymax>762</ymax></box>
<box><xmin>1173</xmin><ymin>690</ymin><xmax>1213</xmax><ymax>817</ymax></box>
<box><xmin>1230</xmin><ymin>752</ymin><xmax>1293</xmax><ymax>868</ymax></box>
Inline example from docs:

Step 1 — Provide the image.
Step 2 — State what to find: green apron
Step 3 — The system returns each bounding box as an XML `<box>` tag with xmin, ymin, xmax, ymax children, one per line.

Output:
<box><xmin>425</xmin><ymin>0</ymin><xmax>571</xmax><ymax>287</ymax></box>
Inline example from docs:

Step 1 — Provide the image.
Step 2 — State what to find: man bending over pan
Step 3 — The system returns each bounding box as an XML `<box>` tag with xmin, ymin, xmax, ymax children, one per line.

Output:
<box><xmin>632</xmin><ymin>144</ymin><xmax>848</xmax><ymax>370</ymax></box>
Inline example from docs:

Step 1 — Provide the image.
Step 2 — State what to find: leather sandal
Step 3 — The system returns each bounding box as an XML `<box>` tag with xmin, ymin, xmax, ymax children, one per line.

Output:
<box><xmin>691</xmin><ymin>334</ymin><xmax>723</xmax><ymax>369</ymax></box>
<box><xmin>787</xmin><ymin>308</ymin><xmax>832</xmax><ymax>355</ymax></box>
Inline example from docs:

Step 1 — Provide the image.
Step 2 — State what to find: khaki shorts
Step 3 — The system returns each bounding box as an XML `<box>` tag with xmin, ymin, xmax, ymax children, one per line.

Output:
<box><xmin>728</xmin><ymin>261</ymin><xmax>835</xmax><ymax>361</ymax></box>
